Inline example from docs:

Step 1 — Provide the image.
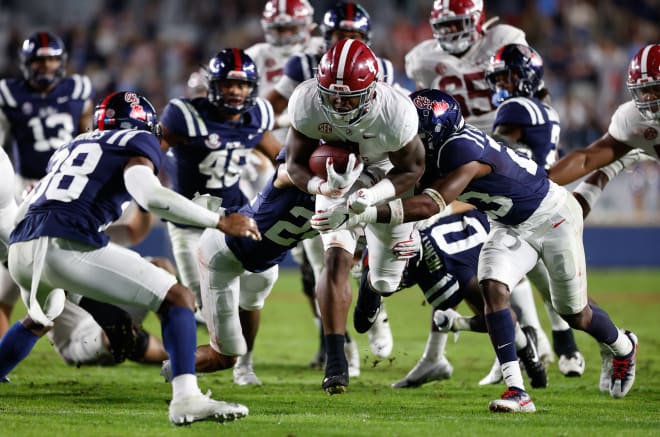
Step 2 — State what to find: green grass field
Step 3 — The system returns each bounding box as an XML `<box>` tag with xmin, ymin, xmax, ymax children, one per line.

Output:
<box><xmin>0</xmin><ymin>268</ymin><xmax>658</xmax><ymax>436</ymax></box>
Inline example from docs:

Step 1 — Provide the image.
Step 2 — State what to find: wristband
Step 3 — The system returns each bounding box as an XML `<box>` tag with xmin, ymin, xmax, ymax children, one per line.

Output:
<box><xmin>388</xmin><ymin>198</ymin><xmax>404</xmax><ymax>225</ymax></box>
<box><xmin>368</xmin><ymin>178</ymin><xmax>396</xmax><ymax>204</ymax></box>
<box><xmin>422</xmin><ymin>188</ymin><xmax>447</xmax><ymax>213</ymax></box>
<box><xmin>599</xmin><ymin>160</ymin><xmax>624</xmax><ymax>182</ymax></box>
<box><xmin>307</xmin><ymin>176</ymin><xmax>324</xmax><ymax>194</ymax></box>
<box><xmin>573</xmin><ymin>181</ymin><xmax>602</xmax><ymax>212</ymax></box>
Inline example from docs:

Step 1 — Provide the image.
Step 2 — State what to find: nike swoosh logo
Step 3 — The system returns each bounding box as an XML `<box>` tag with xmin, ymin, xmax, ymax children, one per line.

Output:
<box><xmin>366</xmin><ymin>308</ymin><xmax>380</xmax><ymax>324</ymax></box>
<box><xmin>497</xmin><ymin>342</ymin><xmax>512</xmax><ymax>350</ymax></box>
<box><xmin>552</xmin><ymin>219</ymin><xmax>566</xmax><ymax>228</ymax></box>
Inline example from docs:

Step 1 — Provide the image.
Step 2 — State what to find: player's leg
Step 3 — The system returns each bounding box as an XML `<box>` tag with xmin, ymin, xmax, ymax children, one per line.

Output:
<box><xmin>478</xmin><ymin>226</ymin><xmax>540</xmax><ymax>413</ymax></box>
<box><xmin>167</xmin><ymin>224</ymin><xmax>205</xmax><ymax>322</ymax></box>
<box><xmin>0</xmin><ymin>266</ymin><xmax>20</xmax><ymax>338</ymax></box>
<box><xmin>233</xmin><ymin>266</ymin><xmax>278</xmax><ymax>386</ymax></box>
<box><xmin>300</xmin><ymin>236</ymin><xmax>326</xmax><ymax>369</ymax></box>
<box><xmin>543</xmin><ymin>195</ymin><xmax>637</xmax><ymax>398</ymax></box>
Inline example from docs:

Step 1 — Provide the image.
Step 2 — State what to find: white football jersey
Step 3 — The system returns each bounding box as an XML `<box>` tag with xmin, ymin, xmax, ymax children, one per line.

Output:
<box><xmin>288</xmin><ymin>79</ymin><xmax>418</xmax><ymax>167</ymax></box>
<box><xmin>608</xmin><ymin>101</ymin><xmax>660</xmax><ymax>159</ymax></box>
<box><xmin>405</xmin><ymin>24</ymin><xmax>526</xmax><ymax>132</ymax></box>
<box><xmin>246</xmin><ymin>36</ymin><xmax>325</xmax><ymax>98</ymax></box>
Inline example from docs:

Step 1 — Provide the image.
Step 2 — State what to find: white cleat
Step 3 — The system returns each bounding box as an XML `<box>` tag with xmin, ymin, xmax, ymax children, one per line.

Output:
<box><xmin>478</xmin><ymin>357</ymin><xmax>503</xmax><ymax>386</ymax></box>
<box><xmin>432</xmin><ymin>308</ymin><xmax>460</xmax><ymax>332</ymax></box>
<box><xmin>345</xmin><ymin>339</ymin><xmax>361</xmax><ymax>378</ymax></box>
<box><xmin>367</xmin><ymin>303</ymin><xmax>393</xmax><ymax>358</ymax></box>
<box><xmin>160</xmin><ymin>360</ymin><xmax>172</xmax><ymax>383</ymax></box>
<box><xmin>169</xmin><ymin>391</ymin><xmax>248</xmax><ymax>425</ymax></box>
<box><xmin>233</xmin><ymin>364</ymin><xmax>262</xmax><ymax>386</ymax></box>
<box><xmin>558</xmin><ymin>351</ymin><xmax>585</xmax><ymax>377</ymax></box>
<box><xmin>599</xmin><ymin>345</ymin><xmax>613</xmax><ymax>393</ymax></box>
<box><xmin>391</xmin><ymin>356</ymin><xmax>453</xmax><ymax>388</ymax></box>
<box><xmin>488</xmin><ymin>388</ymin><xmax>536</xmax><ymax>413</ymax></box>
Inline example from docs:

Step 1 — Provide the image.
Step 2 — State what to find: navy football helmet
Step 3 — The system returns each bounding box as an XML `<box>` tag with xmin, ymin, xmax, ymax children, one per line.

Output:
<box><xmin>321</xmin><ymin>2</ymin><xmax>372</xmax><ymax>49</ymax></box>
<box><xmin>410</xmin><ymin>89</ymin><xmax>464</xmax><ymax>150</ymax></box>
<box><xmin>486</xmin><ymin>44</ymin><xmax>544</xmax><ymax>106</ymax></box>
<box><xmin>19</xmin><ymin>31</ymin><xmax>67</xmax><ymax>89</ymax></box>
<box><xmin>206</xmin><ymin>48</ymin><xmax>259</xmax><ymax>115</ymax></box>
<box><xmin>94</xmin><ymin>91</ymin><xmax>160</xmax><ymax>136</ymax></box>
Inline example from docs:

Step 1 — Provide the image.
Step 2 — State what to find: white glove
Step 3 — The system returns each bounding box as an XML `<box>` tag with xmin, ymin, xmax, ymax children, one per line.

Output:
<box><xmin>347</xmin><ymin>187</ymin><xmax>375</xmax><ymax>213</ymax></box>
<box><xmin>323</xmin><ymin>154</ymin><xmax>363</xmax><ymax>198</ymax></box>
<box><xmin>392</xmin><ymin>238</ymin><xmax>419</xmax><ymax>260</ymax></box>
<box><xmin>310</xmin><ymin>204</ymin><xmax>354</xmax><ymax>233</ymax></box>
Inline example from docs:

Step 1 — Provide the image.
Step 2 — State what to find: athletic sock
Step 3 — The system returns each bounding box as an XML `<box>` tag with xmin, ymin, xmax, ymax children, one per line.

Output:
<box><xmin>161</xmin><ymin>306</ymin><xmax>196</xmax><ymax>378</ymax></box>
<box><xmin>0</xmin><ymin>322</ymin><xmax>39</xmax><ymax>378</ymax></box>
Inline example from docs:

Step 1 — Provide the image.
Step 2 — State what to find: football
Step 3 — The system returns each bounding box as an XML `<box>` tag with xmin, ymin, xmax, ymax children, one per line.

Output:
<box><xmin>308</xmin><ymin>141</ymin><xmax>359</xmax><ymax>179</ymax></box>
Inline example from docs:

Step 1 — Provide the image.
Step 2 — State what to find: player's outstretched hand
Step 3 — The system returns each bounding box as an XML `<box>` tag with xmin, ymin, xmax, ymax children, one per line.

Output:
<box><xmin>218</xmin><ymin>213</ymin><xmax>261</xmax><ymax>240</ymax></box>
<box><xmin>324</xmin><ymin>154</ymin><xmax>363</xmax><ymax>198</ymax></box>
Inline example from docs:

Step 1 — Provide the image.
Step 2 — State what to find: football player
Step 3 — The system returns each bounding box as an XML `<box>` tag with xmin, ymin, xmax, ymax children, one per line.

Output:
<box><xmin>286</xmin><ymin>39</ymin><xmax>425</xmax><ymax>394</ymax></box>
<box><xmin>0</xmin><ymin>91</ymin><xmax>259</xmax><ymax>424</ymax></box>
<box><xmin>548</xmin><ymin>43</ymin><xmax>658</xmax><ymax>393</ymax></box>
<box><xmin>0</xmin><ymin>31</ymin><xmax>93</xmax><ymax>338</ymax></box>
<box><xmin>267</xmin><ymin>1</ymin><xmax>396</xmax><ymax>370</ymax></box>
<box><xmin>160</xmin><ymin>149</ymin><xmax>322</xmax><ymax>384</ymax></box>
<box><xmin>483</xmin><ymin>43</ymin><xmax>587</xmax><ymax>380</ymax></box>
<box><xmin>404</xmin><ymin>1</ymin><xmax>556</xmax><ymax>384</ymax></box>
<box><xmin>312</xmin><ymin>89</ymin><xmax>638</xmax><ymax>411</ymax></box>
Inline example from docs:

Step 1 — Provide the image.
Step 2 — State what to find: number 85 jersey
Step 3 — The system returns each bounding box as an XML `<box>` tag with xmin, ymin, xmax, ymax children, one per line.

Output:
<box><xmin>10</xmin><ymin>129</ymin><xmax>162</xmax><ymax>248</ymax></box>
<box><xmin>0</xmin><ymin>75</ymin><xmax>93</xmax><ymax>180</ymax></box>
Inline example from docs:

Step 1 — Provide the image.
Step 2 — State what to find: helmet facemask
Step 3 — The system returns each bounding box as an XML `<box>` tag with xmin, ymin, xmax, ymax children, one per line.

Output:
<box><xmin>318</xmin><ymin>81</ymin><xmax>376</xmax><ymax>128</ymax></box>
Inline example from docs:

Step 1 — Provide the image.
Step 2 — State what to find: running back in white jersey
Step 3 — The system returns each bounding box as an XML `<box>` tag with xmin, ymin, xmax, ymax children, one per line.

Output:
<box><xmin>405</xmin><ymin>23</ymin><xmax>526</xmax><ymax>132</ymax></box>
<box><xmin>608</xmin><ymin>101</ymin><xmax>660</xmax><ymax>159</ymax></box>
<box><xmin>288</xmin><ymin>79</ymin><xmax>418</xmax><ymax>167</ymax></box>
<box><xmin>246</xmin><ymin>36</ymin><xmax>325</xmax><ymax>98</ymax></box>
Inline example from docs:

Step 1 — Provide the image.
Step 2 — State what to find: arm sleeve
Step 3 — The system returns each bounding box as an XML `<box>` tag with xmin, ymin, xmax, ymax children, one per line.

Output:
<box><xmin>124</xmin><ymin>164</ymin><xmax>220</xmax><ymax>228</ymax></box>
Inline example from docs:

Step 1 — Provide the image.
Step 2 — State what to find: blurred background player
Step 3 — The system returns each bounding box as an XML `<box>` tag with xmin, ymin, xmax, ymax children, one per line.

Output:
<box><xmin>0</xmin><ymin>31</ymin><xmax>93</xmax><ymax>338</ymax></box>
<box><xmin>267</xmin><ymin>0</ymin><xmax>395</xmax><ymax>372</ymax></box>
<box><xmin>159</xmin><ymin>48</ymin><xmax>280</xmax><ymax>385</ymax></box>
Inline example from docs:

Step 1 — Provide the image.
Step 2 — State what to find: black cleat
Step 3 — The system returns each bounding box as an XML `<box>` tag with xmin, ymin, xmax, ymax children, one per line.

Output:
<box><xmin>518</xmin><ymin>326</ymin><xmax>547</xmax><ymax>389</ymax></box>
<box><xmin>353</xmin><ymin>286</ymin><xmax>382</xmax><ymax>334</ymax></box>
<box><xmin>322</xmin><ymin>373</ymin><xmax>348</xmax><ymax>395</ymax></box>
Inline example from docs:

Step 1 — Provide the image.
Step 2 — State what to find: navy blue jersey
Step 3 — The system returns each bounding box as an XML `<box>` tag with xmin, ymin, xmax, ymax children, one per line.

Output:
<box><xmin>493</xmin><ymin>97</ymin><xmax>560</xmax><ymax>169</ymax></box>
<box><xmin>401</xmin><ymin>210</ymin><xmax>490</xmax><ymax>310</ymax></box>
<box><xmin>226</xmin><ymin>171</ymin><xmax>316</xmax><ymax>273</ymax></box>
<box><xmin>10</xmin><ymin>129</ymin><xmax>161</xmax><ymax>248</ymax></box>
<box><xmin>425</xmin><ymin>124</ymin><xmax>549</xmax><ymax>226</ymax></box>
<box><xmin>161</xmin><ymin>96</ymin><xmax>274</xmax><ymax>208</ymax></box>
<box><xmin>283</xmin><ymin>52</ymin><xmax>394</xmax><ymax>86</ymax></box>
<box><xmin>0</xmin><ymin>75</ymin><xmax>93</xmax><ymax>179</ymax></box>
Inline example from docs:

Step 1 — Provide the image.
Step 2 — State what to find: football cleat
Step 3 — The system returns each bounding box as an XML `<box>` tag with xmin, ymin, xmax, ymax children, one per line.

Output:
<box><xmin>432</xmin><ymin>308</ymin><xmax>460</xmax><ymax>332</ymax></box>
<box><xmin>345</xmin><ymin>338</ymin><xmax>361</xmax><ymax>378</ymax></box>
<box><xmin>610</xmin><ymin>331</ymin><xmax>638</xmax><ymax>398</ymax></box>
<box><xmin>353</xmin><ymin>285</ymin><xmax>382</xmax><ymax>334</ymax></box>
<box><xmin>367</xmin><ymin>303</ymin><xmax>393</xmax><ymax>358</ymax></box>
<box><xmin>160</xmin><ymin>360</ymin><xmax>173</xmax><ymax>383</ymax></box>
<box><xmin>391</xmin><ymin>356</ymin><xmax>453</xmax><ymax>388</ymax></box>
<box><xmin>478</xmin><ymin>357</ymin><xmax>503</xmax><ymax>386</ymax></box>
<box><xmin>518</xmin><ymin>326</ymin><xmax>547</xmax><ymax>388</ymax></box>
<box><xmin>322</xmin><ymin>373</ymin><xmax>348</xmax><ymax>395</ymax></box>
<box><xmin>233</xmin><ymin>364</ymin><xmax>262</xmax><ymax>386</ymax></box>
<box><xmin>558</xmin><ymin>351</ymin><xmax>585</xmax><ymax>377</ymax></box>
<box><xmin>488</xmin><ymin>387</ymin><xmax>536</xmax><ymax>413</ymax></box>
<box><xmin>0</xmin><ymin>376</ymin><xmax>9</xmax><ymax>383</ymax></box>
<box><xmin>599</xmin><ymin>344</ymin><xmax>613</xmax><ymax>393</ymax></box>
<box><xmin>169</xmin><ymin>391</ymin><xmax>248</xmax><ymax>425</ymax></box>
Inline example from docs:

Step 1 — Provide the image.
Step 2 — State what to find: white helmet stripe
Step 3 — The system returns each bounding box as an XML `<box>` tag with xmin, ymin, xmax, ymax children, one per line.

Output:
<box><xmin>640</xmin><ymin>45</ymin><xmax>651</xmax><ymax>77</ymax></box>
<box><xmin>335</xmin><ymin>39</ymin><xmax>355</xmax><ymax>85</ymax></box>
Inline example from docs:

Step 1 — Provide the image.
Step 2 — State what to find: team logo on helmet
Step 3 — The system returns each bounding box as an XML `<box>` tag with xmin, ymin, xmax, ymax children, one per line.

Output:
<box><xmin>643</xmin><ymin>127</ymin><xmax>658</xmax><ymax>141</ymax></box>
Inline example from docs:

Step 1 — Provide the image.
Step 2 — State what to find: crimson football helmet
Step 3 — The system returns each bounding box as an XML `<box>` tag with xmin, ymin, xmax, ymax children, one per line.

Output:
<box><xmin>261</xmin><ymin>0</ymin><xmax>314</xmax><ymax>51</ymax></box>
<box><xmin>19</xmin><ymin>31</ymin><xmax>67</xmax><ymax>89</ymax></box>
<box><xmin>206</xmin><ymin>48</ymin><xmax>259</xmax><ymax>114</ymax></box>
<box><xmin>627</xmin><ymin>44</ymin><xmax>660</xmax><ymax>121</ymax></box>
<box><xmin>316</xmin><ymin>39</ymin><xmax>378</xmax><ymax>127</ymax></box>
<box><xmin>429</xmin><ymin>0</ymin><xmax>485</xmax><ymax>55</ymax></box>
<box><xmin>94</xmin><ymin>91</ymin><xmax>160</xmax><ymax>136</ymax></box>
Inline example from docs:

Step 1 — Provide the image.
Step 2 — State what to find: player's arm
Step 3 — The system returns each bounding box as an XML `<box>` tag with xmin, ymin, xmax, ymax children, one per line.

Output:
<box><xmin>256</xmin><ymin>130</ymin><xmax>283</xmax><ymax>163</ymax></box>
<box><xmin>158</xmin><ymin>123</ymin><xmax>189</xmax><ymax>152</ymax></box>
<box><xmin>104</xmin><ymin>206</ymin><xmax>154</xmax><ymax>246</ymax></box>
<box><xmin>123</xmin><ymin>156</ymin><xmax>260</xmax><ymax>240</ymax></box>
<box><xmin>547</xmin><ymin>133</ymin><xmax>632</xmax><ymax>186</ymax></box>
<box><xmin>78</xmin><ymin>99</ymin><xmax>94</xmax><ymax>133</ymax></box>
<box><xmin>265</xmin><ymin>88</ymin><xmax>289</xmax><ymax>121</ymax></box>
<box><xmin>285</xmin><ymin>127</ymin><xmax>321</xmax><ymax>193</ymax></box>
